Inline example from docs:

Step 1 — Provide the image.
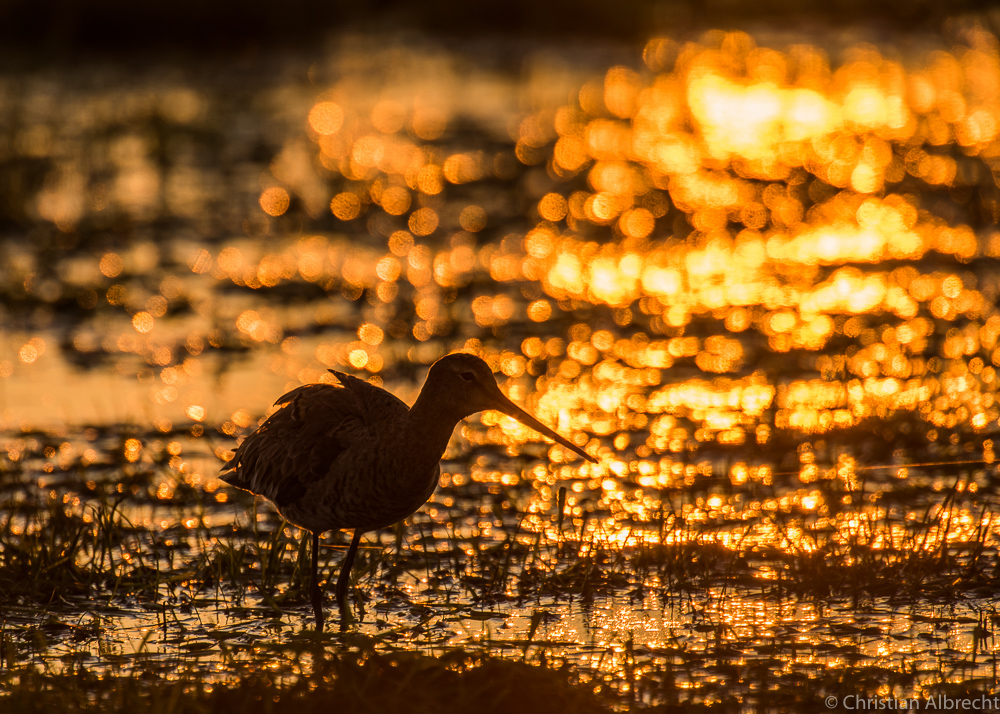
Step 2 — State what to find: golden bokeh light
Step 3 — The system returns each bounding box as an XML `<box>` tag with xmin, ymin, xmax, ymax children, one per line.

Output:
<box><xmin>132</xmin><ymin>311</ymin><xmax>154</xmax><ymax>334</ymax></box>
<box><xmin>99</xmin><ymin>253</ymin><xmax>123</xmax><ymax>278</ymax></box>
<box><xmin>459</xmin><ymin>205</ymin><xmax>487</xmax><ymax>232</ymax></box>
<box><xmin>408</xmin><ymin>207</ymin><xmax>439</xmax><ymax>236</ymax></box>
<box><xmin>8</xmin><ymin>30</ymin><xmax>1000</xmax><ymax>701</ymax></box>
<box><xmin>308</xmin><ymin>101</ymin><xmax>344</xmax><ymax>135</ymax></box>
<box><xmin>330</xmin><ymin>192</ymin><xmax>362</xmax><ymax>220</ymax></box>
<box><xmin>259</xmin><ymin>186</ymin><xmax>290</xmax><ymax>217</ymax></box>
<box><xmin>379</xmin><ymin>185</ymin><xmax>412</xmax><ymax>215</ymax></box>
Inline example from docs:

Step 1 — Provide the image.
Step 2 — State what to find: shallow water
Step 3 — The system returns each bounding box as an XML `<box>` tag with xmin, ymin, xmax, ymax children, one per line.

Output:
<box><xmin>3</xmin><ymin>24</ymin><xmax>1000</xmax><ymax>708</ymax></box>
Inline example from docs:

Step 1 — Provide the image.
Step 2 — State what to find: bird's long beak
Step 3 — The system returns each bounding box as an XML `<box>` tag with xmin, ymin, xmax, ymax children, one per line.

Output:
<box><xmin>486</xmin><ymin>388</ymin><xmax>598</xmax><ymax>464</ymax></box>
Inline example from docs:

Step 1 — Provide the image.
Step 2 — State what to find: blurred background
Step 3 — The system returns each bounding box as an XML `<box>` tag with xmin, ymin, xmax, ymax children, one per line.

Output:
<box><xmin>5</xmin><ymin>0</ymin><xmax>1000</xmax><ymax>707</ymax></box>
<box><xmin>0</xmin><ymin>0</ymin><xmax>982</xmax><ymax>53</ymax></box>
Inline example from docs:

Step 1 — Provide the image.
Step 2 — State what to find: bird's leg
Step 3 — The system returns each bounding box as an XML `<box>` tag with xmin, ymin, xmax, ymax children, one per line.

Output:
<box><xmin>310</xmin><ymin>531</ymin><xmax>324</xmax><ymax>632</ymax></box>
<box><xmin>336</xmin><ymin>529</ymin><xmax>363</xmax><ymax>624</ymax></box>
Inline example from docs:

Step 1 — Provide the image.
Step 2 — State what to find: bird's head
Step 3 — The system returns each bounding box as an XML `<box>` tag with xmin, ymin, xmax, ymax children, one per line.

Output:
<box><xmin>425</xmin><ymin>352</ymin><xmax>597</xmax><ymax>463</ymax></box>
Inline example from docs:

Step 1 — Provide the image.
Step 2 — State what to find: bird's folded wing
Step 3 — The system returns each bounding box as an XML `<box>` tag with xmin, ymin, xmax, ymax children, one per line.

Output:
<box><xmin>221</xmin><ymin>383</ymin><xmax>362</xmax><ymax>506</ymax></box>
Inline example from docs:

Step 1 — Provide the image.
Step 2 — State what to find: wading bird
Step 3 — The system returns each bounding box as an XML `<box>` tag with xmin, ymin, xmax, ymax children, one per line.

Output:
<box><xmin>220</xmin><ymin>352</ymin><xmax>596</xmax><ymax>630</ymax></box>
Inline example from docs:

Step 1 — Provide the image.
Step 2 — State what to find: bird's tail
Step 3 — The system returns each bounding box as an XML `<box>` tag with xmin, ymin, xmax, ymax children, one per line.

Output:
<box><xmin>219</xmin><ymin>454</ymin><xmax>246</xmax><ymax>487</ymax></box>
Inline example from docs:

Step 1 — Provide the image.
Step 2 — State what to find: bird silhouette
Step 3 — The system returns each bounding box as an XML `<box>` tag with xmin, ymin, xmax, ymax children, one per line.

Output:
<box><xmin>220</xmin><ymin>352</ymin><xmax>596</xmax><ymax>630</ymax></box>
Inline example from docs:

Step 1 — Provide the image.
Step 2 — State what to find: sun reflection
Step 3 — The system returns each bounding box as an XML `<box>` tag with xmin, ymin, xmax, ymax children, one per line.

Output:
<box><xmin>7</xmin><ymin>30</ymin><xmax>1000</xmax><ymax>698</ymax></box>
<box><xmin>175</xmin><ymin>27</ymin><xmax>1000</xmax><ymax>472</ymax></box>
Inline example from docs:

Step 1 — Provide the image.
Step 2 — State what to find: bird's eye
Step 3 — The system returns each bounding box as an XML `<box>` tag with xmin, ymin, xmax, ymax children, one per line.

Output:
<box><xmin>460</xmin><ymin>371</ymin><xmax>475</xmax><ymax>382</ymax></box>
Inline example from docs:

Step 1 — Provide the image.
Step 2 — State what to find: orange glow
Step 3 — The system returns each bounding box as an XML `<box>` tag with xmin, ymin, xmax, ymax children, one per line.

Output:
<box><xmin>330</xmin><ymin>192</ymin><xmax>362</xmax><ymax>220</ymax></box>
<box><xmin>99</xmin><ymin>253</ymin><xmax>124</xmax><ymax>278</ymax></box>
<box><xmin>6</xmin><ymin>35</ymin><xmax>1000</xmax><ymax>697</ymax></box>
<box><xmin>443</xmin><ymin>153</ymin><xmax>481</xmax><ymax>184</ymax></box>
<box><xmin>371</xmin><ymin>100</ymin><xmax>406</xmax><ymax>134</ymax></box>
<box><xmin>358</xmin><ymin>323</ymin><xmax>384</xmax><ymax>346</ymax></box>
<box><xmin>538</xmin><ymin>193</ymin><xmax>568</xmax><ymax>221</ymax></box>
<box><xmin>308</xmin><ymin>101</ymin><xmax>344</xmax><ymax>135</ymax></box>
<box><xmin>379</xmin><ymin>186</ymin><xmax>411</xmax><ymax>215</ymax></box>
<box><xmin>408</xmin><ymin>207</ymin><xmax>439</xmax><ymax>236</ymax></box>
<box><xmin>459</xmin><ymin>205</ymin><xmax>487</xmax><ymax>232</ymax></box>
<box><xmin>132</xmin><ymin>312</ymin><xmax>154</xmax><ymax>334</ymax></box>
<box><xmin>19</xmin><ymin>340</ymin><xmax>42</xmax><ymax>364</ymax></box>
<box><xmin>124</xmin><ymin>438</ymin><xmax>141</xmax><ymax>463</ymax></box>
<box><xmin>528</xmin><ymin>299</ymin><xmax>552</xmax><ymax>322</ymax></box>
<box><xmin>412</xmin><ymin>106</ymin><xmax>447</xmax><ymax>140</ymax></box>
<box><xmin>260</xmin><ymin>187</ymin><xmax>290</xmax><ymax>217</ymax></box>
<box><xmin>416</xmin><ymin>165</ymin><xmax>444</xmax><ymax>195</ymax></box>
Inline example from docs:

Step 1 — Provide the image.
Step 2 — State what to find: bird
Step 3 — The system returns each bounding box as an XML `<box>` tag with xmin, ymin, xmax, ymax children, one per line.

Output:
<box><xmin>220</xmin><ymin>352</ymin><xmax>597</xmax><ymax>630</ymax></box>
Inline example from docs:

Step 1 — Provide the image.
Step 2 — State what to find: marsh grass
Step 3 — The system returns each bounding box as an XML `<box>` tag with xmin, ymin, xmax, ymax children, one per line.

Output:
<box><xmin>2</xmin><ymin>431</ymin><xmax>1000</xmax><ymax>710</ymax></box>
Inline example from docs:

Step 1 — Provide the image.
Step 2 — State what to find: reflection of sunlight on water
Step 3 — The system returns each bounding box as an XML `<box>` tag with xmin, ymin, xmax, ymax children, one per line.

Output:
<box><xmin>4</xmin><ymin>25</ymin><xmax>1000</xmax><ymax>696</ymax></box>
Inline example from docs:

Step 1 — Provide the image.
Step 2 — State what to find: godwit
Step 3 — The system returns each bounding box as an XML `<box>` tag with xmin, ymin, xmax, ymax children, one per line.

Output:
<box><xmin>220</xmin><ymin>352</ymin><xmax>596</xmax><ymax>630</ymax></box>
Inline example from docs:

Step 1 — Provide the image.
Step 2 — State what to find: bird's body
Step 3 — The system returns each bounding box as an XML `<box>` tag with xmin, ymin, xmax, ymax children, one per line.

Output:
<box><xmin>221</xmin><ymin>352</ymin><xmax>595</xmax><ymax>630</ymax></box>
<box><xmin>222</xmin><ymin>369</ymin><xmax>439</xmax><ymax>536</ymax></box>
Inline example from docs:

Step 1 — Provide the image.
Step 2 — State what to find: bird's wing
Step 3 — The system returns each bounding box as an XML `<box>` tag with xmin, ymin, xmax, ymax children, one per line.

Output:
<box><xmin>219</xmin><ymin>373</ymin><xmax>408</xmax><ymax>507</ymax></box>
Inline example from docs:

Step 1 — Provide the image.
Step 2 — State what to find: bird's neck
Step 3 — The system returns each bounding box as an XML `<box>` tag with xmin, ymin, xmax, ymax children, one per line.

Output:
<box><xmin>403</xmin><ymin>388</ymin><xmax>469</xmax><ymax>469</ymax></box>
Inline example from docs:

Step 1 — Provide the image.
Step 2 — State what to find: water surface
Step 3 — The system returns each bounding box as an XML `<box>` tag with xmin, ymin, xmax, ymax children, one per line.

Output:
<box><xmin>3</xmin><ymin>25</ymin><xmax>1000</xmax><ymax>708</ymax></box>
